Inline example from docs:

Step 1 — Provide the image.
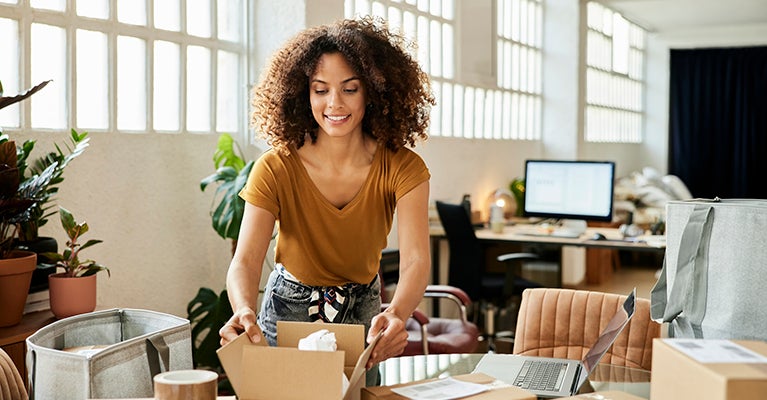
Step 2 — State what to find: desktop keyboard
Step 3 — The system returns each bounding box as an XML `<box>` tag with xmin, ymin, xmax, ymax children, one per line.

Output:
<box><xmin>515</xmin><ymin>227</ymin><xmax>583</xmax><ymax>238</ymax></box>
<box><xmin>513</xmin><ymin>360</ymin><xmax>568</xmax><ymax>392</ymax></box>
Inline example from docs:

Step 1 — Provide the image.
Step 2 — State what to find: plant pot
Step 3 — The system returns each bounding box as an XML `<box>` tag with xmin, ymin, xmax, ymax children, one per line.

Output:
<box><xmin>15</xmin><ymin>236</ymin><xmax>59</xmax><ymax>292</ymax></box>
<box><xmin>0</xmin><ymin>250</ymin><xmax>37</xmax><ymax>327</ymax></box>
<box><xmin>48</xmin><ymin>273</ymin><xmax>97</xmax><ymax>319</ymax></box>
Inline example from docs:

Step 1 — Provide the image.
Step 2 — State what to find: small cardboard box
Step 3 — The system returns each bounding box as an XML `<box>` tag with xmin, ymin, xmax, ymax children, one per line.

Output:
<box><xmin>559</xmin><ymin>390</ymin><xmax>646</xmax><ymax>399</ymax></box>
<box><xmin>360</xmin><ymin>373</ymin><xmax>536</xmax><ymax>400</ymax></box>
<box><xmin>217</xmin><ymin>321</ymin><xmax>378</xmax><ymax>400</ymax></box>
<box><xmin>651</xmin><ymin>338</ymin><xmax>767</xmax><ymax>400</ymax></box>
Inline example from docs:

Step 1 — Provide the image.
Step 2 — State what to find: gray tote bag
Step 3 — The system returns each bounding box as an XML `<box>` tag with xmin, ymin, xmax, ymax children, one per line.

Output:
<box><xmin>26</xmin><ymin>308</ymin><xmax>193</xmax><ymax>399</ymax></box>
<box><xmin>651</xmin><ymin>198</ymin><xmax>767</xmax><ymax>340</ymax></box>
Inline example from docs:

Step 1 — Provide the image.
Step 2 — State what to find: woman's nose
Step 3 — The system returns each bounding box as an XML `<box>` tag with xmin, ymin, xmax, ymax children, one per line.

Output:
<box><xmin>327</xmin><ymin>89</ymin><xmax>342</xmax><ymax>108</ymax></box>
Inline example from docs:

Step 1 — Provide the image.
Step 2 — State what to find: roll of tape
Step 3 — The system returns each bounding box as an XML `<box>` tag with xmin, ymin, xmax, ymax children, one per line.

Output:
<box><xmin>153</xmin><ymin>369</ymin><xmax>218</xmax><ymax>400</ymax></box>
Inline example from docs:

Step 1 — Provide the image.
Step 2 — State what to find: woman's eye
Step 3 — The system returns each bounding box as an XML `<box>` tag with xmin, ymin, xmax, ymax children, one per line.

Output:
<box><xmin>344</xmin><ymin>88</ymin><xmax>358</xmax><ymax>93</ymax></box>
<box><xmin>314</xmin><ymin>89</ymin><xmax>327</xmax><ymax>94</ymax></box>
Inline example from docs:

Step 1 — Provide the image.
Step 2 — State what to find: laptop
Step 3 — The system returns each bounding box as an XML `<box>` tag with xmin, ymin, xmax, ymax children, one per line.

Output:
<box><xmin>473</xmin><ymin>288</ymin><xmax>637</xmax><ymax>398</ymax></box>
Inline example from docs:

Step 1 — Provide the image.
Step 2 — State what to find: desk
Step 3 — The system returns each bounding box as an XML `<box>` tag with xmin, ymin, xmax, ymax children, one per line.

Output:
<box><xmin>429</xmin><ymin>224</ymin><xmax>665</xmax><ymax>288</ymax></box>
<box><xmin>378</xmin><ymin>353</ymin><xmax>651</xmax><ymax>398</ymax></box>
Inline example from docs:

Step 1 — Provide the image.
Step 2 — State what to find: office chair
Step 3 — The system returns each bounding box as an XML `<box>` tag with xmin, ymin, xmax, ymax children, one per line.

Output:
<box><xmin>379</xmin><ymin>251</ymin><xmax>480</xmax><ymax>355</ymax></box>
<box><xmin>1</xmin><ymin>347</ymin><xmax>28</xmax><ymax>400</ymax></box>
<box><xmin>513</xmin><ymin>288</ymin><xmax>661</xmax><ymax>370</ymax></box>
<box><xmin>435</xmin><ymin>200</ymin><xmax>542</xmax><ymax>351</ymax></box>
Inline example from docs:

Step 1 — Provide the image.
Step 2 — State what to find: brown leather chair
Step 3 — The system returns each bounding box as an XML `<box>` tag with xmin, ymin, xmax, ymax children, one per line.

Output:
<box><xmin>0</xmin><ymin>347</ymin><xmax>28</xmax><ymax>400</ymax></box>
<box><xmin>512</xmin><ymin>288</ymin><xmax>660</xmax><ymax>371</ymax></box>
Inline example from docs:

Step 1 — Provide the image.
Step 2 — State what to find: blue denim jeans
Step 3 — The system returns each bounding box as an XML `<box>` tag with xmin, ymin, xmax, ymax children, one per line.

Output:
<box><xmin>257</xmin><ymin>264</ymin><xmax>382</xmax><ymax>385</ymax></box>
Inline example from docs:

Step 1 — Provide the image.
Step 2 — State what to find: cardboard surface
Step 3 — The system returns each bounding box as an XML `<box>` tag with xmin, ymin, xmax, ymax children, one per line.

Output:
<box><xmin>217</xmin><ymin>321</ymin><xmax>379</xmax><ymax>400</ymax></box>
<box><xmin>560</xmin><ymin>390</ymin><xmax>646</xmax><ymax>399</ymax></box>
<box><xmin>361</xmin><ymin>373</ymin><xmax>536</xmax><ymax>400</ymax></box>
<box><xmin>651</xmin><ymin>339</ymin><xmax>767</xmax><ymax>400</ymax></box>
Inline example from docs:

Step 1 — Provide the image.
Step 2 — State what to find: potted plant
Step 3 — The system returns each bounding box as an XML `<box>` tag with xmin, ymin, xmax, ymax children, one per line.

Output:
<box><xmin>187</xmin><ymin>133</ymin><xmax>254</xmax><ymax>393</ymax></box>
<box><xmin>15</xmin><ymin>129</ymin><xmax>90</xmax><ymax>293</ymax></box>
<box><xmin>42</xmin><ymin>206</ymin><xmax>110</xmax><ymax>319</ymax></box>
<box><xmin>1</xmin><ymin>79</ymin><xmax>89</xmax><ymax>294</ymax></box>
<box><xmin>0</xmin><ymin>79</ymin><xmax>57</xmax><ymax>327</ymax></box>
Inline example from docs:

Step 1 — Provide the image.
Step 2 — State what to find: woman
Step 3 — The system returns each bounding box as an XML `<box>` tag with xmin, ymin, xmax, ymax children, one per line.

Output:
<box><xmin>219</xmin><ymin>17</ymin><xmax>434</xmax><ymax>371</ymax></box>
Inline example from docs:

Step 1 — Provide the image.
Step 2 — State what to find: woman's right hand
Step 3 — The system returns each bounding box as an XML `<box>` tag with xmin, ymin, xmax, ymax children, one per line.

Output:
<box><xmin>219</xmin><ymin>306</ymin><xmax>262</xmax><ymax>346</ymax></box>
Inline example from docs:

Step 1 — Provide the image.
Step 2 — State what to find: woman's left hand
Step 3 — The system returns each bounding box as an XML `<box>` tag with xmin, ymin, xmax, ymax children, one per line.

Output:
<box><xmin>366</xmin><ymin>311</ymin><xmax>408</xmax><ymax>368</ymax></box>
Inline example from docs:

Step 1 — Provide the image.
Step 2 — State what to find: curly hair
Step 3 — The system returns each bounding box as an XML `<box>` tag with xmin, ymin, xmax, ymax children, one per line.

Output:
<box><xmin>251</xmin><ymin>17</ymin><xmax>435</xmax><ymax>155</ymax></box>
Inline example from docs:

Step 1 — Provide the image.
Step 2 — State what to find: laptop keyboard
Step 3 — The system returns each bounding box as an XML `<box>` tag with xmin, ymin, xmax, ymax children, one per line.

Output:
<box><xmin>513</xmin><ymin>360</ymin><xmax>569</xmax><ymax>392</ymax></box>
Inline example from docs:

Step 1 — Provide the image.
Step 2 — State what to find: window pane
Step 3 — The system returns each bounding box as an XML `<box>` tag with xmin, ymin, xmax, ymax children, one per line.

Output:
<box><xmin>154</xmin><ymin>41</ymin><xmax>180</xmax><ymax>131</ymax></box>
<box><xmin>77</xmin><ymin>0</ymin><xmax>109</xmax><ymax>19</ymax></box>
<box><xmin>217</xmin><ymin>0</ymin><xmax>241</xmax><ymax>42</ymax></box>
<box><xmin>31</xmin><ymin>23</ymin><xmax>66</xmax><ymax>129</ymax></box>
<box><xmin>216</xmin><ymin>50</ymin><xmax>238</xmax><ymax>132</ymax></box>
<box><xmin>187</xmin><ymin>0</ymin><xmax>211</xmax><ymax>38</ymax></box>
<box><xmin>187</xmin><ymin>45</ymin><xmax>211</xmax><ymax>132</ymax></box>
<box><xmin>118</xmin><ymin>0</ymin><xmax>146</xmax><ymax>26</ymax></box>
<box><xmin>0</xmin><ymin>18</ymin><xmax>19</xmax><ymax>128</ymax></box>
<box><xmin>155</xmin><ymin>0</ymin><xmax>180</xmax><ymax>31</ymax></box>
<box><xmin>117</xmin><ymin>35</ymin><xmax>147</xmax><ymax>130</ymax></box>
<box><xmin>76</xmin><ymin>29</ymin><xmax>108</xmax><ymax>129</ymax></box>
<box><xmin>30</xmin><ymin>0</ymin><xmax>64</xmax><ymax>11</ymax></box>
<box><xmin>0</xmin><ymin>0</ymin><xmax>19</xmax><ymax>4</ymax></box>
<box><xmin>612</xmin><ymin>14</ymin><xmax>629</xmax><ymax>74</ymax></box>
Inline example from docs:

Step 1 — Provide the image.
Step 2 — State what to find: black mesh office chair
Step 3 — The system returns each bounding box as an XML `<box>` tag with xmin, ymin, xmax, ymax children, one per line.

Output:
<box><xmin>435</xmin><ymin>200</ymin><xmax>543</xmax><ymax>351</ymax></box>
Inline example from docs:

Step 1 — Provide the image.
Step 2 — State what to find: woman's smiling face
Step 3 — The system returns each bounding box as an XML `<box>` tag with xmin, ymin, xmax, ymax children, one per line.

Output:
<box><xmin>309</xmin><ymin>52</ymin><xmax>367</xmax><ymax>139</ymax></box>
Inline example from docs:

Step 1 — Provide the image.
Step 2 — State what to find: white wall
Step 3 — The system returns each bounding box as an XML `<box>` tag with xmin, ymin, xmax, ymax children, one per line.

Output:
<box><xmin>16</xmin><ymin>1</ymin><xmax>766</xmax><ymax>319</ymax></box>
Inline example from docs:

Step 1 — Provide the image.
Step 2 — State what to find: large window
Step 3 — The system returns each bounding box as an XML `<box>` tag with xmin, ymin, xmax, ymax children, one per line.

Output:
<box><xmin>346</xmin><ymin>0</ymin><xmax>542</xmax><ymax>140</ymax></box>
<box><xmin>496</xmin><ymin>0</ymin><xmax>542</xmax><ymax>140</ymax></box>
<box><xmin>585</xmin><ymin>1</ymin><xmax>646</xmax><ymax>143</ymax></box>
<box><xmin>0</xmin><ymin>0</ymin><xmax>248</xmax><ymax>135</ymax></box>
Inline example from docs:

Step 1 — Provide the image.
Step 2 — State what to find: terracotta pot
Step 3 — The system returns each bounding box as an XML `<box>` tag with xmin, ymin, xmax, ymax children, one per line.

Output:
<box><xmin>0</xmin><ymin>250</ymin><xmax>37</xmax><ymax>327</ymax></box>
<box><xmin>48</xmin><ymin>273</ymin><xmax>97</xmax><ymax>319</ymax></box>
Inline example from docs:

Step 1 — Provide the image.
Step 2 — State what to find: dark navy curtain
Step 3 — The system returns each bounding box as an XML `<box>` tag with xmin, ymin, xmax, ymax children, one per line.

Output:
<box><xmin>668</xmin><ymin>46</ymin><xmax>767</xmax><ymax>198</ymax></box>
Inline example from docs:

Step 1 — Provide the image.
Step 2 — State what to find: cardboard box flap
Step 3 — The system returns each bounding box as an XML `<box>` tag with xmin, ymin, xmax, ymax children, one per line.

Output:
<box><xmin>343</xmin><ymin>331</ymin><xmax>383</xmax><ymax>400</ymax></box>
<box><xmin>277</xmin><ymin>321</ymin><xmax>365</xmax><ymax>366</ymax></box>
<box><xmin>216</xmin><ymin>330</ymin><xmax>267</xmax><ymax>396</ymax></box>
<box><xmin>561</xmin><ymin>390</ymin><xmax>646</xmax><ymax>399</ymax></box>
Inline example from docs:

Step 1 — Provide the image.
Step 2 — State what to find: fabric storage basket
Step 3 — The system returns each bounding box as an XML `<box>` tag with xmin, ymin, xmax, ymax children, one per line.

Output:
<box><xmin>651</xmin><ymin>198</ymin><xmax>767</xmax><ymax>340</ymax></box>
<box><xmin>26</xmin><ymin>308</ymin><xmax>193</xmax><ymax>399</ymax></box>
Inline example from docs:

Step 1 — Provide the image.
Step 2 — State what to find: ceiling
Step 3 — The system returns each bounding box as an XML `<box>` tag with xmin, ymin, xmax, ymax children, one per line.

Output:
<box><xmin>599</xmin><ymin>0</ymin><xmax>767</xmax><ymax>33</ymax></box>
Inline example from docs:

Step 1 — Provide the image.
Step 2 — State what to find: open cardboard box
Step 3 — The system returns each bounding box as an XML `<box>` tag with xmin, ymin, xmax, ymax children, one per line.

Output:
<box><xmin>361</xmin><ymin>373</ymin><xmax>536</xmax><ymax>400</ymax></box>
<box><xmin>217</xmin><ymin>321</ymin><xmax>379</xmax><ymax>400</ymax></box>
<box><xmin>651</xmin><ymin>339</ymin><xmax>767</xmax><ymax>400</ymax></box>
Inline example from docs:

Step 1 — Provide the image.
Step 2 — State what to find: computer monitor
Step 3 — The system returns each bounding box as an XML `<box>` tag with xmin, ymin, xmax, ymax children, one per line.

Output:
<box><xmin>523</xmin><ymin>159</ymin><xmax>615</xmax><ymax>223</ymax></box>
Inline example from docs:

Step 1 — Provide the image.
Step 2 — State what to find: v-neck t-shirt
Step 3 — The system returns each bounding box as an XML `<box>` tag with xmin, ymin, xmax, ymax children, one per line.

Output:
<box><xmin>239</xmin><ymin>145</ymin><xmax>430</xmax><ymax>287</ymax></box>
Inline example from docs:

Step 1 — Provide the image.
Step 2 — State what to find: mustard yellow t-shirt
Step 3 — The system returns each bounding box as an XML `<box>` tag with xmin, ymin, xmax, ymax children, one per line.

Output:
<box><xmin>239</xmin><ymin>145</ymin><xmax>430</xmax><ymax>287</ymax></box>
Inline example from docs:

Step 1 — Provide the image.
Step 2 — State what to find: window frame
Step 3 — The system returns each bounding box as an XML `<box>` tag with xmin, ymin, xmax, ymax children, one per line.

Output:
<box><xmin>0</xmin><ymin>0</ymin><xmax>250</xmax><ymax>136</ymax></box>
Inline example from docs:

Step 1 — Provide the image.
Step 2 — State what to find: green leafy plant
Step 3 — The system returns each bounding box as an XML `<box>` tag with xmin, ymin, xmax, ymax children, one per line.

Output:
<box><xmin>42</xmin><ymin>207</ymin><xmax>110</xmax><ymax>278</ymax></box>
<box><xmin>0</xmin><ymin>136</ymin><xmax>56</xmax><ymax>259</ymax></box>
<box><xmin>200</xmin><ymin>133</ymin><xmax>254</xmax><ymax>246</ymax></box>
<box><xmin>1</xmin><ymin>79</ymin><xmax>89</xmax><ymax>255</ymax></box>
<box><xmin>16</xmin><ymin>129</ymin><xmax>90</xmax><ymax>241</ymax></box>
<box><xmin>509</xmin><ymin>178</ymin><xmax>526</xmax><ymax>217</ymax></box>
<box><xmin>187</xmin><ymin>133</ymin><xmax>254</xmax><ymax>394</ymax></box>
<box><xmin>187</xmin><ymin>287</ymin><xmax>234</xmax><ymax>396</ymax></box>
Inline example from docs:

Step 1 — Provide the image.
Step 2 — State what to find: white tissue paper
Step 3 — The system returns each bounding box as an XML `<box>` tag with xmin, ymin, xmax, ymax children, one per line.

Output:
<box><xmin>297</xmin><ymin>329</ymin><xmax>349</xmax><ymax>394</ymax></box>
<box><xmin>297</xmin><ymin>329</ymin><xmax>338</xmax><ymax>351</ymax></box>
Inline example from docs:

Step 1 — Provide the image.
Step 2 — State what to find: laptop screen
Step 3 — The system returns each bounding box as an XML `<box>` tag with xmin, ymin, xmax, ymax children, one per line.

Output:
<box><xmin>576</xmin><ymin>288</ymin><xmax>637</xmax><ymax>389</ymax></box>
